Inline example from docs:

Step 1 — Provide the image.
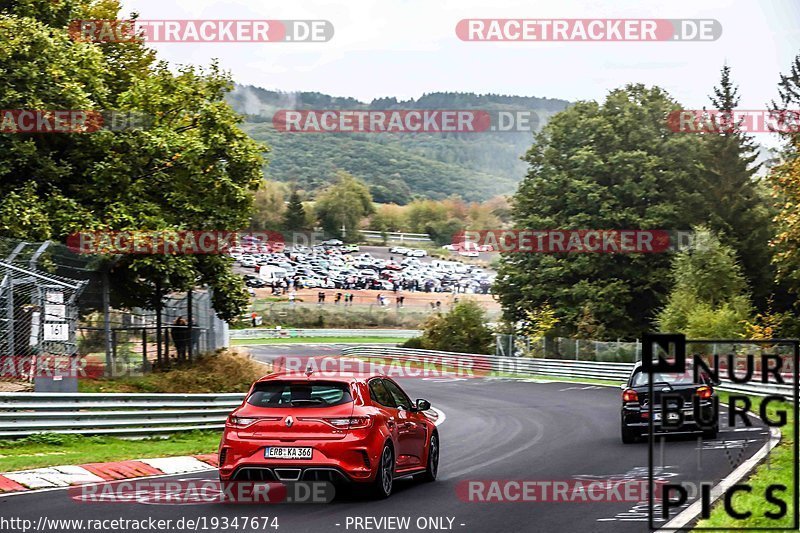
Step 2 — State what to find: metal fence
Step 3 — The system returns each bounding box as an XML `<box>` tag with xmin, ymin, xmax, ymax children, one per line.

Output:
<box><xmin>0</xmin><ymin>392</ymin><xmax>244</xmax><ymax>438</ymax></box>
<box><xmin>0</xmin><ymin>345</ymin><xmax>794</xmax><ymax>438</ymax></box>
<box><xmin>230</xmin><ymin>328</ymin><xmax>421</xmax><ymax>340</ymax></box>
<box><xmin>360</xmin><ymin>230</ymin><xmax>433</xmax><ymax>244</ymax></box>
<box><xmin>341</xmin><ymin>346</ymin><xmax>796</xmax><ymax>398</ymax></box>
<box><xmin>0</xmin><ymin>237</ymin><xmax>229</xmax><ymax>388</ymax></box>
<box><xmin>496</xmin><ymin>334</ymin><xmax>642</xmax><ymax>362</ymax></box>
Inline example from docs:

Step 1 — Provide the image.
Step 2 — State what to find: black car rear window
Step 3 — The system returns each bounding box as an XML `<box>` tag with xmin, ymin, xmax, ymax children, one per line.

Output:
<box><xmin>631</xmin><ymin>370</ymin><xmax>710</xmax><ymax>387</ymax></box>
<box><xmin>247</xmin><ymin>381</ymin><xmax>353</xmax><ymax>408</ymax></box>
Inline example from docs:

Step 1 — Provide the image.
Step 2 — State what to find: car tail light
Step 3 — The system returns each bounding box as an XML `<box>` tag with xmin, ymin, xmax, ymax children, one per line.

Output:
<box><xmin>323</xmin><ymin>416</ymin><xmax>372</xmax><ymax>429</ymax></box>
<box><xmin>226</xmin><ymin>415</ymin><xmax>279</xmax><ymax>428</ymax></box>
<box><xmin>622</xmin><ymin>389</ymin><xmax>639</xmax><ymax>402</ymax></box>
<box><xmin>696</xmin><ymin>386</ymin><xmax>713</xmax><ymax>399</ymax></box>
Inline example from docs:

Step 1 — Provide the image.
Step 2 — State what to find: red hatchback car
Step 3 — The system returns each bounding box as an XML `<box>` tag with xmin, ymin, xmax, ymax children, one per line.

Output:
<box><xmin>218</xmin><ymin>370</ymin><xmax>439</xmax><ymax>498</ymax></box>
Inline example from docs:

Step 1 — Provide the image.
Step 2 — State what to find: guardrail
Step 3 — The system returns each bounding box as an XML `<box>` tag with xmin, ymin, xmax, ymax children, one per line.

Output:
<box><xmin>230</xmin><ymin>328</ymin><xmax>421</xmax><ymax>340</ymax></box>
<box><xmin>0</xmin><ymin>392</ymin><xmax>245</xmax><ymax>439</ymax></box>
<box><xmin>360</xmin><ymin>230</ymin><xmax>432</xmax><ymax>243</ymax></box>
<box><xmin>1</xmin><ymin>348</ymin><xmax>792</xmax><ymax>438</ymax></box>
<box><xmin>340</xmin><ymin>346</ymin><xmax>795</xmax><ymax>397</ymax></box>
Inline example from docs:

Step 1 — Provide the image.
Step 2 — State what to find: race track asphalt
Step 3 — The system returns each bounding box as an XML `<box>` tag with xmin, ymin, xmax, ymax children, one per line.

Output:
<box><xmin>0</xmin><ymin>345</ymin><xmax>772</xmax><ymax>533</ymax></box>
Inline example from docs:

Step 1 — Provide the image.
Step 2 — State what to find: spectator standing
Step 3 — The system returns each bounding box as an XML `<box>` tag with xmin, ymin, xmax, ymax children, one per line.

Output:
<box><xmin>172</xmin><ymin>316</ymin><xmax>188</xmax><ymax>361</ymax></box>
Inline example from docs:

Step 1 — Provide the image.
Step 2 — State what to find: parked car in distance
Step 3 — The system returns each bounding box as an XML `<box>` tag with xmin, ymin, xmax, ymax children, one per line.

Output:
<box><xmin>258</xmin><ymin>265</ymin><xmax>289</xmax><ymax>286</ymax></box>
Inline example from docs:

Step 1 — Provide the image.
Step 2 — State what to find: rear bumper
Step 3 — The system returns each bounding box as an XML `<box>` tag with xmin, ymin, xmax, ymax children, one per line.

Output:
<box><xmin>622</xmin><ymin>402</ymin><xmax>716</xmax><ymax>434</ymax></box>
<box><xmin>218</xmin><ymin>431</ymin><xmax>383</xmax><ymax>484</ymax></box>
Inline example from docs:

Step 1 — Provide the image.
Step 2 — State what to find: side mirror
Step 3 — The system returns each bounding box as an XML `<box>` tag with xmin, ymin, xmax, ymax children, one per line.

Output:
<box><xmin>619</xmin><ymin>383</ymin><xmax>627</xmax><ymax>390</ymax></box>
<box><xmin>414</xmin><ymin>399</ymin><xmax>431</xmax><ymax>412</ymax></box>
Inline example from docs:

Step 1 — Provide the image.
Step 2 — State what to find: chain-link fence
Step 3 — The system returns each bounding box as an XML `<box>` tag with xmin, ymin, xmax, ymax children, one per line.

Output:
<box><xmin>0</xmin><ymin>237</ymin><xmax>228</xmax><ymax>390</ymax></box>
<box><xmin>496</xmin><ymin>334</ymin><xmax>643</xmax><ymax>362</ymax></box>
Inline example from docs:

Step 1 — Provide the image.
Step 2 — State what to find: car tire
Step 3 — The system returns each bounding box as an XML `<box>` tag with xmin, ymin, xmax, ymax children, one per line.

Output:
<box><xmin>372</xmin><ymin>443</ymin><xmax>394</xmax><ymax>499</ymax></box>
<box><xmin>422</xmin><ymin>431</ymin><xmax>439</xmax><ymax>482</ymax></box>
<box><xmin>621</xmin><ymin>423</ymin><xmax>638</xmax><ymax>444</ymax></box>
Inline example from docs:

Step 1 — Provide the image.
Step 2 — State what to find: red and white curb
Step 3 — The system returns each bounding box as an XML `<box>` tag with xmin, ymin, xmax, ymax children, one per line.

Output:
<box><xmin>0</xmin><ymin>454</ymin><xmax>218</xmax><ymax>494</ymax></box>
<box><xmin>0</xmin><ymin>408</ymin><xmax>445</xmax><ymax>496</ymax></box>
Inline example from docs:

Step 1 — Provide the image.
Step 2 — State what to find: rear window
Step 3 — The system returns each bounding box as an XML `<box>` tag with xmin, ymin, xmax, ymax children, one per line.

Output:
<box><xmin>631</xmin><ymin>370</ymin><xmax>710</xmax><ymax>387</ymax></box>
<box><xmin>247</xmin><ymin>381</ymin><xmax>353</xmax><ymax>408</ymax></box>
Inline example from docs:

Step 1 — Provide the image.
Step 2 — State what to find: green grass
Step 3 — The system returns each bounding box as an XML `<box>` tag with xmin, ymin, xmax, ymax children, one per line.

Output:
<box><xmin>0</xmin><ymin>431</ymin><xmax>222</xmax><ymax>472</ymax></box>
<box><xmin>695</xmin><ymin>391</ymin><xmax>796</xmax><ymax>530</ymax></box>
<box><xmin>231</xmin><ymin>336</ymin><xmax>407</xmax><ymax>345</ymax></box>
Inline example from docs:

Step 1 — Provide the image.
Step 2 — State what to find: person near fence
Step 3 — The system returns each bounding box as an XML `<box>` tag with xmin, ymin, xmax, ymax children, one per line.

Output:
<box><xmin>172</xmin><ymin>316</ymin><xmax>189</xmax><ymax>361</ymax></box>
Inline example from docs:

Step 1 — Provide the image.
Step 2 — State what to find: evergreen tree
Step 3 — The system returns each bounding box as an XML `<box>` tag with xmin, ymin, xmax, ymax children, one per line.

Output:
<box><xmin>283</xmin><ymin>189</ymin><xmax>307</xmax><ymax>231</ymax></box>
<box><xmin>700</xmin><ymin>65</ymin><xmax>773</xmax><ymax>307</ymax></box>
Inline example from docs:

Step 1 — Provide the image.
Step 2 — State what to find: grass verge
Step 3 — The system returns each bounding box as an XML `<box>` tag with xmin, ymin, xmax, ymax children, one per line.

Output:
<box><xmin>694</xmin><ymin>391</ymin><xmax>796</xmax><ymax>530</ymax></box>
<box><xmin>231</xmin><ymin>336</ymin><xmax>407</xmax><ymax>345</ymax></box>
<box><xmin>0</xmin><ymin>431</ymin><xmax>222</xmax><ymax>472</ymax></box>
<box><xmin>78</xmin><ymin>349</ymin><xmax>266</xmax><ymax>393</ymax></box>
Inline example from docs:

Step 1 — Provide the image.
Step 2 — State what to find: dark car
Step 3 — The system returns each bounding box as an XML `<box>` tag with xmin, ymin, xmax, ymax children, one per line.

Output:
<box><xmin>620</xmin><ymin>362</ymin><xmax>718</xmax><ymax>443</ymax></box>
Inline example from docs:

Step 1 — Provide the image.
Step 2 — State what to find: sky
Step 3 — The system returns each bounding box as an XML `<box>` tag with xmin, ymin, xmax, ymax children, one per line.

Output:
<box><xmin>124</xmin><ymin>0</ymin><xmax>800</xmax><ymax>146</ymax></box>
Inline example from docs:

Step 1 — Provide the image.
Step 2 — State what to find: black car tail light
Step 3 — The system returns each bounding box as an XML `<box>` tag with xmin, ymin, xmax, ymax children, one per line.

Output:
<box><xmin>622</xmin><ymin>389</ymin><xmax>639</xmax><ymax>402</ymax></box>
<box><xmin>696</xmin><ymin>386</ymin><xmax>713</xmax><ymax>399</ymax></box>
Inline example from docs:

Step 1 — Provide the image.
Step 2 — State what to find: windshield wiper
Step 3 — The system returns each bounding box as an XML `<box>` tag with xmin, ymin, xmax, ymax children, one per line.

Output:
<box><xmin>290</xmin><ymin>399</ymin><xmax>324</xmax><ymax>406</ymax></box>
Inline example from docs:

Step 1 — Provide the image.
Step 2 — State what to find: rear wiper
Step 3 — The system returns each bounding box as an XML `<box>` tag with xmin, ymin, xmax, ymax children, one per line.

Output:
<box><xmin>290</xmin><ymin>399</ymin><xmax>324</xmax><ymax>406</ymax></box>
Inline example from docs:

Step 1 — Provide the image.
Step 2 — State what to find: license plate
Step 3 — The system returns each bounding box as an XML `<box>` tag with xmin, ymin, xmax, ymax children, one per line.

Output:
<box><xmin>265</xmin><ymin>447</ymin><xmax>313</xmax><ymax>460</ymax></box>
<box><xmin>653</xmin><ymin>413</ymin><xmax>679</xmax><ymax>422</ymax></box>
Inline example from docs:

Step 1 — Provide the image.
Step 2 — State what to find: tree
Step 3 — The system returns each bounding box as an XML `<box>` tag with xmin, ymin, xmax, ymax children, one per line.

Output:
<box><xmin>770</xmin><ymin>54</ymin><xmax>800</xmax><ymax>308</ymax></box>
<box><xmin>0</xmin><ymin>1</ymin><xmax>266</xmax><ymax>322</ymax></box>
<box><xmin>518</xmin><ymin>303</ymin><xmax>560</xmax><ymax>339</ymax></box>
<box><xmin>494</xmin><ymin>84</ymin><xmax>710</xmax><ymax>338</ymax></box>
<box><xmin>417</xmin><ymin>300</ymin><xmax>494</xmax><ymax>354</ymax></box>
<box><xmin>282</xmin><ymin>189</ymin><xmax>307</xmax><ymax>231</ymax></box>
<box><xmin>656</xmin><ymin>227</ymin><xmax>752</xmax><ymax>338</ymax></box>
<box><xmin>699</xmin><ymin>65</ymin><xmax>773</xmax><ymax>306</ymax></box>
<box><xmin>314</xmin><ymin>171</ymin><xmax>374</xmax><ymax>240</ymax></box>
<box><xmin>251</xmin><ymin>181</ymin><xmax>286</xmax><ymax>231</ymax></box>
<box><xmin>370</xmin><ymin>203</ymin><xmax>407</xmax><ymax>232</ymax></box>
